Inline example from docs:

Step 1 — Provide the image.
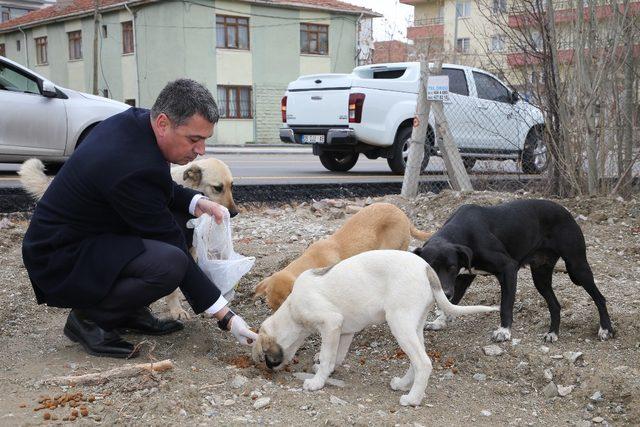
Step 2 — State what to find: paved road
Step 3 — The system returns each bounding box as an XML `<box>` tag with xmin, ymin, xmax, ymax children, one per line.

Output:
<box><xmin>0</xmin><ymin>146</ymin><xmax>532</xmax><ymax>187</ymax></box>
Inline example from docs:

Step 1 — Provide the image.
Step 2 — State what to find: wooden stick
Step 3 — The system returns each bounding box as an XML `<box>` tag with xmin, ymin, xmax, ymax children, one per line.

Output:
<box><xmin>44</xmin><ymin>359</ymin><xmax>174</xmax><ymax>386</ymax></box>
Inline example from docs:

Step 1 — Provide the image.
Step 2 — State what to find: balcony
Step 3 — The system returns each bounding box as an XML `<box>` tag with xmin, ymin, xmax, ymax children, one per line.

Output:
<box><xmin>407</xmin><ymin>16</ymin><xmax>445</xmax><ymax>41</ymax></box>
<box><xmin>507</xmin><ymin>44</ymin><xmax>640</xmax><ymax>67</ymax></box>
<box><xmin>509</xmin><ymin>1</ymin><xmax>640</xmax><ymax>28</ymax></box>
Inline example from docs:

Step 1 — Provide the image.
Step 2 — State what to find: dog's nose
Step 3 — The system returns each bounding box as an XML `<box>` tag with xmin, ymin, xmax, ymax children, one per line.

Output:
<box><xmin>229</xmin><ymin>210</ymin><xmax>238</xmax><ymax>218</ymax></box>
<box><xmin>265</xmin><ymin>354</ymin><xmax>282</xmax><ymax>370</ymax></box>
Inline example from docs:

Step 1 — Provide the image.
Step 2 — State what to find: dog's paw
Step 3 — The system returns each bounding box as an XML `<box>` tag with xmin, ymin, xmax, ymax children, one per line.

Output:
<box><xmin>425</xmin><ymin>319</ymin><xmax>448</xmax><ymax>331</ymax></box>
<box><xmin>399</xmin><ymin>393</ymin><xmax>423</xmax><ymax>407</ymax></box>
<box><xmin>492</xmin><ymin>327</ymin><xmax>511</xmax><ymax>342</ymax></box>
<box><xmin>169</xmin><ymin>307</ymin><xmax>191</xmax><ymax>321</ymax></box>
<box><xmin>303</xmin><ymin>376</ymin><xmax>325</xmax><ymax>392</ymax></box>
<box><xmin>390</xmin><ymin>377</ymin><xmax>411</xmax><ymax>392</ymax></box>
<box><xmin>542</xmin><ymin>332</ymin><xmax>558</xmax><ymax>343</ymax></box>
<box><xmin>598</xmin><ymin>327</ymin><xmax>614</xmax><ymax>341</ymax></box>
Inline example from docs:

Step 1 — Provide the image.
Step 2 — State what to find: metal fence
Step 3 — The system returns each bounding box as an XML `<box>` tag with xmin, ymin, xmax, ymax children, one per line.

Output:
<box><xmin>407</xmin><ymin>84</ymin><xmax>639</xmax><ymax>197</ymax></box>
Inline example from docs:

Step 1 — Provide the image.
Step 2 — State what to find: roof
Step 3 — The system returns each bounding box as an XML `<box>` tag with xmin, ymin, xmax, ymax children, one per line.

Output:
<box><xmin>0</xmin><ymin>0</ymin><xmax>380</xmax><ymax>33</ymax></box>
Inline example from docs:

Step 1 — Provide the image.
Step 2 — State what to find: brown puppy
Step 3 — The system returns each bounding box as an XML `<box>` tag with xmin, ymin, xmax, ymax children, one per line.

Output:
<box><xmin>171</xmin><ymin>157</ymin><xmax>238</xmax><ymax>217</ymax></box>
<box><xmin>19</xmin><ymin>156</ymin><xmax>238</xmax><ymax>320</ymax></box>
<box><xmin>254</xmin><ymin>202</ymin><xmax>432</xmax><ymax>311</ymax></box>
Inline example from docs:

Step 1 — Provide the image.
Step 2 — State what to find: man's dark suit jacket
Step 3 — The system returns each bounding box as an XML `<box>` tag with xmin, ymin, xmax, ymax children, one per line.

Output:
<box><xmin>22</xmin><ymin>108</ymin><xmax>221</xmax><ymax>312</ymax></box>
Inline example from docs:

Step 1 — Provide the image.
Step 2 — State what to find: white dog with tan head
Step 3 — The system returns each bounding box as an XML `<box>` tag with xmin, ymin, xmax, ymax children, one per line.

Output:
<box><xmin>252</xmin><ymin>249</ymin><xmax>498</xmax><ymax>407</ymax></box>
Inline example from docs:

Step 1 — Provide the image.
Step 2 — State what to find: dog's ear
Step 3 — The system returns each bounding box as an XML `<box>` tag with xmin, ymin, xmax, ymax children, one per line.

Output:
<box><xmin>183</xmin><ymin>164</ymin><xmax>203</xmax><ymax>186</ymax></box>
<box><xmin>455</xmin><ymin>245</ymin><xmax>473</xmax><ymax>270</ymax></box>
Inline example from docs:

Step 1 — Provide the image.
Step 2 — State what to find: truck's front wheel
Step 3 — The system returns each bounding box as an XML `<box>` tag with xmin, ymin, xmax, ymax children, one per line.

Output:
<box><xmin>319</xmin><ymin>152</ymin><xmax>359</xmax><ymax>172</ymax></box>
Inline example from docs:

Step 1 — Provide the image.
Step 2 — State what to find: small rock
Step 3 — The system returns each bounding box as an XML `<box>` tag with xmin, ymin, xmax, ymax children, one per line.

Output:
<box><xmin>441</xmin><ymin>370</ymin><xmax>454</xmax><ymax>380</ymax></box>
<box><xmin>592</xmin><ymin>416</ymin><xmax>604</xmax><ymax>423</ymax></box>
<box><xmin>563</xmin><ymin>351</ymin><xmax>583</xmax><ymax>364</ymax></box>
<box><xmin>590</xmin><ymin>391</ymin><xmax>603</xmax><ymax>401</ymax></box>
<box><xmin>543</xmin><ymin>368</ymin><xmax>553</xmax><ymax>381</ymax></box>
<box><xmin>346</xmin><ymin>205</ymin><xmax>363</xmax><ymax>214</ymax></box>
<box><xmin>576</xmin><ymin>214</ymin><xmax>588</xmax><ymax>222</ymax></box>
<box><xmin>586</xmin><ymin>403</ymin><xmax>595</xmax><ymax>412</ymax></box>
<box><xmin>516</xmin><ymin>361</ymin><xmax>529</xmax><ymax>371</ymax></box>
<box><xmin>230</xmin><ymin>375</ymin><xmax>248</xmax><ymax>389</ymax></box>
<box><xmin>481</xmin><ymin>410</ymin><xmax>491</xmax><ymax>417</ymax></box>
<box><xmin>250</xmin><ymin>390</ymin><xmax>262</xmax><ymax>399</ymax></box>
<box><xmin>253</xmin><ymin>397</ymin><xmax>271</xmax><ymax>410</ymax></box>
<box><xmin>511</xmin><ymin>338</ymin><xmax>521</xmax><ymax>346</ymax></box>
<box><xmin>550</xmin><ymin>354</ymin><xmax>564</xmax><ymax>359</ymax></box>
<box><xmin>329</xmin><ymin>395</ymin><xmax>348</xmax><ymax>406</ymax></box>
<box><xmin>473</xmin><ymin>373</ymin><xmax>487</xmax><ymax>381</ymax></box>
<box><xmin>376</xmin><ymin>410</ymin><xmax>387</xmax><ymax>418</ymax></box>
<box><xmin>179</xmin><ymin>409</ymin><xmax>187</xmax><ymax>417</ymax></box>
<box><xmin>542</xmin><ymin>382</ymin><xmax>558</xmax><ymax>398</ymax></box>
<box><xmin>223</xmin><ymin>399</ymin><xmax>235</xmax><ymax>406</ymax></box>
<box><xmin>540</xmin><ymin>346</ymin><xmax>550</xmax><ymax>354</ymax></box>
<box><xmin>365</xmin><ymin>197</ymin><xmax>374</xmax><ymax>205</ymax></box>
<box><xmin>557</xmin><ymin>384</ymin><xmax>575</xmax><ymax>397</ymax></box>
<box><xmin>483</xmin><ymin>345</ymin><xmax>503</xmax><ymax>356</ymax></box>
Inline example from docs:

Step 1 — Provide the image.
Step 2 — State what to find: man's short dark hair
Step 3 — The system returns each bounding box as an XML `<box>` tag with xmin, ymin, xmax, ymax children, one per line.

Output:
<box><xmin>151</xmin><ymin>78</ymin><xmax>219</xmax><ymax>126</ymax></box>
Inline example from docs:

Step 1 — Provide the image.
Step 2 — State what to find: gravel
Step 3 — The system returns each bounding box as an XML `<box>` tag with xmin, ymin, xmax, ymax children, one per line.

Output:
<box><xmin>1</xmin><ymin>190</ymin><xmax>638</xmax><ymax>425</ymax></box>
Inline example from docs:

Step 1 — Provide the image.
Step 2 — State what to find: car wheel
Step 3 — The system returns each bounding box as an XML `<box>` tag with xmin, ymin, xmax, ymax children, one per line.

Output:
<box><xmin>463</xmin><ymin>158</ymin><xmax>476</xmax><ymax>172</ymax></box>
<box><xmin>387</xmin><ymin>126</ymin><xmax>431</xmax><ymax>175</ymax></box>
<box><xmin>319</xmin><ymin>151</ymin><xmax>359</xmax><ymax>172</ymax></box>
<box><xmin>522</xmin><ymin>127</ymin><xmax>548</xmax><ymax>174</ymax></box>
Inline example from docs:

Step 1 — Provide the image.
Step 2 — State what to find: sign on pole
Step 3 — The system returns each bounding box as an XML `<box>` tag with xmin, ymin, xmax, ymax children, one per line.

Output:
<box><xmin>427</xmin><ymin>75</ymin><xmax>450</xmax><ymax>102</ymax></box>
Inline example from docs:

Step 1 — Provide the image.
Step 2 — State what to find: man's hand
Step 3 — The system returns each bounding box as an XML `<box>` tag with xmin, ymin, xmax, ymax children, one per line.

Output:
<box><xmin>194</xmin><ymin>198</ymin><xmax>225</xmax><ymax>224</ymax></box>
<box><xmin>229</xmin><ymin>315</ymin><xmax>258</xmax><ymax>346</ymax></box>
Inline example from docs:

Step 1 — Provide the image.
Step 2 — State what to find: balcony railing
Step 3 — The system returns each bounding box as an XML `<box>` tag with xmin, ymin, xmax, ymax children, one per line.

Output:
<box><xmin>412</xmin><ymin>16</ymin><xmax>444</xmax><ymax>26</ymax></box>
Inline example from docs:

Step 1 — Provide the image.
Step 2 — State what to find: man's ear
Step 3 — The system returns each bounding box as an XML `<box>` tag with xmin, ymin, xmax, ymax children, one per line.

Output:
<box><xmin>455</xmin><ymin>244</ymin><xmax>473</xmax><ymax>270</ymax></box>
<box><xmin>183</xmin><ymin>164</ymin><xmax>202</xmax><ymax>186</ymax></box>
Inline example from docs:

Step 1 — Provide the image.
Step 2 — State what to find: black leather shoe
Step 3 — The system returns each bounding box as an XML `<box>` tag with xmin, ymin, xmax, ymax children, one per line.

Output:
<box><xmin>64</xmin><ymin>310</ymin><xmax>138</xmax><ymax>359</ymax></box>
<box><xmin>118</xmin><ymin>307</ymin><xmax>184</xmax><ymax>336</ymax></box>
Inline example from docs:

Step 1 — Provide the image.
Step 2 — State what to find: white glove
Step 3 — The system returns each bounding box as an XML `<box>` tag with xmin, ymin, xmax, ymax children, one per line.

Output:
<box><xmin>229</xmin><ymin>314</ymin><xmax>258</xmax><ymax>346</ymax></box>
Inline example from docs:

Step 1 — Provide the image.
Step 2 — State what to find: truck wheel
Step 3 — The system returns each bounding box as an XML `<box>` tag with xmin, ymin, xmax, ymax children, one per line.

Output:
<box><xmin>387</xmin><ymin>126</ymin><xmax>430</xmax><ymax>175</ymax></box>
<box><xmin>463</xmin><ymin>158</ymin><xmax>476</xmax><ymax>171</ymax></box>
<box><xmin>521</xmin><ymin>127</ymin><xmax>547</xmax><ymax>174</ymax></box>
<box><xmin>319</xmin><ymin>152</ymin><xmax>359</xmax><ymax>172</ymax></box>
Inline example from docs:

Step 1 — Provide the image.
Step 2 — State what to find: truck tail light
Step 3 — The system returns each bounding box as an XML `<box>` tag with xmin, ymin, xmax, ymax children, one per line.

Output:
<box><xmin>348</xmin><ymin>93</ymin><xmax>365</xmax><ymax>123</ymax></box>
<box><xmin>281</xmin><ymin>96</ymin><xmax>287</xmax><ymax>123</ymax></box>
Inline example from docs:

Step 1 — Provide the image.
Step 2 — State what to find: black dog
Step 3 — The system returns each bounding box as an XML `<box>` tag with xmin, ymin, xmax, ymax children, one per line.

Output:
<box><xmin>413</xmin><ymin>199</ymin><xmax>614</xmax><ymax>342</ymax></box>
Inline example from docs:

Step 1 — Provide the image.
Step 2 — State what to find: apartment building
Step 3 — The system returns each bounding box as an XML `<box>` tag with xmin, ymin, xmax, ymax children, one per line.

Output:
<box><xmin>1</xmin><ymin>0</ymin><xmax>54</xmax><ymax>23</ymax></box>
<box><xmin>0</xmin><ymin>0</ymin><xmax>379</xmax><ymax>144</ymax></box>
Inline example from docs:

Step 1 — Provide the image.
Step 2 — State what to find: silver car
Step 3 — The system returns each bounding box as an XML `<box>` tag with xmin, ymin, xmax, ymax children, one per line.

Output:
<box><xmin>0</xmin><ymin>55</ymin><xmax>129</xmax><ymax>166</ymax></box>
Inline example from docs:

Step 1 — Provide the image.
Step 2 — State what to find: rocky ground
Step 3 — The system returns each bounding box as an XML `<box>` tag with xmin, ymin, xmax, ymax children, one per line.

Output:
<box><xmin>0</xmin><ymin>190</ymin><xmax>638</xmax><ymax>426</ymax></box>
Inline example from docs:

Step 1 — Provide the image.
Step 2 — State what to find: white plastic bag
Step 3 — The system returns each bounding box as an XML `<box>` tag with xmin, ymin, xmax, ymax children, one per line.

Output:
<box><xmin>187</xmin><ymin>209</ymin><xmax>255</xmax><ymax>302</ymax></box>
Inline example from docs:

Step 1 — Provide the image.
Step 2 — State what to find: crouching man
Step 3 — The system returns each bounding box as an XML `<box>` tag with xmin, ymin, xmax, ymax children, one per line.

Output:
<box><xmin>22</xmin><ymin>79</ymin><xmax>256</xmax><ymax>358</ymax></box>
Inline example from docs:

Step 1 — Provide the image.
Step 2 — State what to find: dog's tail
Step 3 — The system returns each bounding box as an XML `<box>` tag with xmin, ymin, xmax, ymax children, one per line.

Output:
<box><xmin>18</xmin><ymin>158</ymin><xmax>52</xmax><ymax>201</ymax></box>
<box><xmin>426</xmin><ymin>264</ymin><xmax>498</xmax><ymax>317</ymax></box>
<box><xmin>410</xmin><ymin>224</ymin><xmax>433</xmax><ymax>241</ymax></box>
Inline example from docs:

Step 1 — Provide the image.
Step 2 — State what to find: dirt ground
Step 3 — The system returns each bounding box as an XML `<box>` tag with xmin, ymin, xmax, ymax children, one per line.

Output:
<box><xmin>0</xmin><ymin>190</ymin><xmax>639</xmax><ymax>426</ymax></box>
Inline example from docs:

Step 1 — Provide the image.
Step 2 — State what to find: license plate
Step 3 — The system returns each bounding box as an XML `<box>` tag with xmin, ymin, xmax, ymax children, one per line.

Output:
<box><xmin>301</xmin><ymin>134</ymin><xmax>325</xmax><ymax>144</ymax></box>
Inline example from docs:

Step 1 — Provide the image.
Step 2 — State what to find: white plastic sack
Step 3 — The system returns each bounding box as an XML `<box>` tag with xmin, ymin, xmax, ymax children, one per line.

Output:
<box><xmin>187</xmin><ymin>209</ymin><xmax>255</xmax><ymax>302</ymax></box>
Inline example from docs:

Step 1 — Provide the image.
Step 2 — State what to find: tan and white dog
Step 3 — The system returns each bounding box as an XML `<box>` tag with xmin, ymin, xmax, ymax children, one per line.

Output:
<box><xmin>254</xmin><ymin>203</ymin><xmax>433</xmax><ymax>311</ymax></box>
<box><xmin>252</xmin><ymin>250</ymin><xmax>498</xmax><ymax>407</ymax></box>
<box><xmin>19</xmin><ymin>157</ymin><xmax>238</xmax><ymax>320</ymax></box>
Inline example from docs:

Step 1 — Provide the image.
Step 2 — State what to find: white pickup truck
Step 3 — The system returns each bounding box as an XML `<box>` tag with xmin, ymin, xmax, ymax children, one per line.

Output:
<box><xmin>279</xmin><ymin>62</ymin><xmax>546</xmax><ymax>174</ymax></box>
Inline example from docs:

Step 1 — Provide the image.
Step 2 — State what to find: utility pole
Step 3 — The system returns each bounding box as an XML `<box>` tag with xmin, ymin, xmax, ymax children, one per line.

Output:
<box><xmin>92</xmin><ymin>0</ymin><xmax>99</xmax><ymax>95</ymax></box>
<box><xmin>452</xmin><ymin>1</ymin><xmax>459</xmax><ymax>63</ymax></box>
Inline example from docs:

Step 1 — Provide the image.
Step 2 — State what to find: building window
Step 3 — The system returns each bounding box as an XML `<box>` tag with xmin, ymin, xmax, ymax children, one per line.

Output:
<box><xmin>217</xmin><ymin>86</ymin><xmax>252</xmax><ymax>119</ymax></box>
<box><xmin>68</xmin><ymin>30</ymin><xmax>82</xmax><ymax>60</ymax></box>
<box><xmin>456</xmin><ymin>37</ymin><xmax>470</xmax><ymax>53</ymax></box>
<box><xmin>456</xmin><ymin>1</ymin><xmax>472</xmax><ymax>18</ymax></box>
<box><xmin>216</xmin><ymin>15</ymin><xmax>249</xmax><ymax>49</ymax></box>
<box><xmin>124</xmin><ymin>99</ymin><xmax>136</xmax><ymax>106</ymax></box>
<box><xmin>490</xmin><ymin>35</ymin><xmax>505</xmax><ymax>52</ymax></box>
<box><xmin>16</xmin><ymin>39</ymin><xmax>20</xmax><ymax>51</ymax></box>
<box><xmin>300</xmin><ymin>23</ymin><xmax>328</xmax><ymax>55</ymax></box>
<box><xmin>492</xmin><ymin>0</ymin><xmax>507</xmax><ymax>14</ymax></box>
<box><xmin>2</xmin><ymin>11</ymin><xmax>9</xmax><ymax>22</ymax></box>
<box><xmin>0</xmin><ymin>43</ymin><xmax>4</xmax><ymax>56</ymax></box>
<box><xmin>122</xmin><ymin>21</ymin><xmax>134</xmax><ymax>54</ymax></box>
<box><xmin>102</xmin><ymin>24</ymin><xmax>108</xmax><ymax>38</ymax></box>
<box><xmin>35</xmin><ymin>37</ymin><xmax>48</xmax><ymax>65</ymax></box>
